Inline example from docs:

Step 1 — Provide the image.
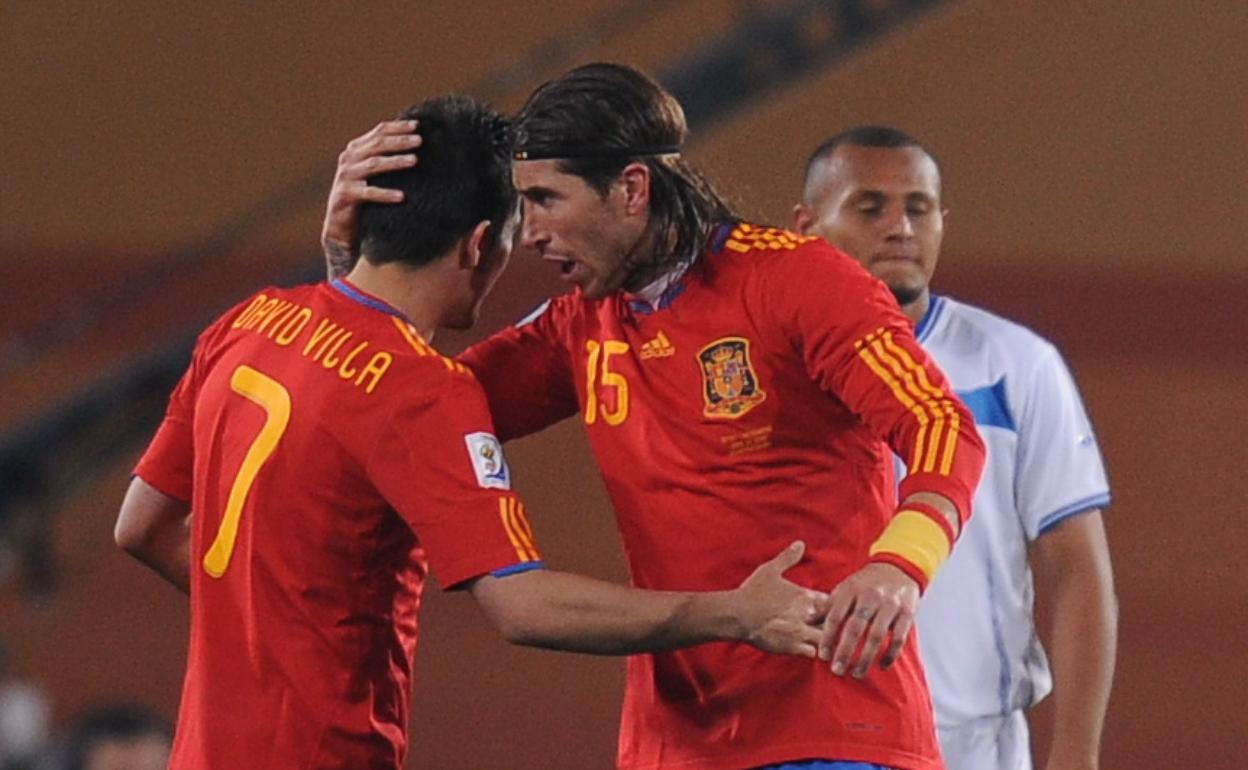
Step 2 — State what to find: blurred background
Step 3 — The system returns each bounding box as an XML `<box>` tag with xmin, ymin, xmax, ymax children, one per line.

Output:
<box><xmin>1</xmin><ymin>1</ymin><xmax>1245</xmax><ymax>767</ymax></box>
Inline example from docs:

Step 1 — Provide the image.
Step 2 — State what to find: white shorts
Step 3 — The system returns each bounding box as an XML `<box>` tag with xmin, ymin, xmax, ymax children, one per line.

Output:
<box><xmin>936</xmin><ymin>710</ymin><xmax>1031</xmax><ymax>770</ymax></box>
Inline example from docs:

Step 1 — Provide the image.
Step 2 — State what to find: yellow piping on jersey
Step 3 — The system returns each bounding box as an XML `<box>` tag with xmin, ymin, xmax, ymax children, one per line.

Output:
<box><xmin>855</xmin><ymin>327</ymin><xmax>960</xmax><ymax>476</ymax></box>
<box><xmin>390</xmin><ymin>317</ymin><xmax>472</xmax><ymax>376</ymax></box>
<box><xmin>498</xmin><ymin>497</ymin><xmax>539</xmax><ymax>561</ymax></box>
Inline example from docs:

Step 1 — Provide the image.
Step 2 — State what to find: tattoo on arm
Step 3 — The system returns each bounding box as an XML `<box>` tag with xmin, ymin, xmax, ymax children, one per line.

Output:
<box><xmin>325</xmin><ymin>243</ymin><xmax>357</xmax><ymax>279</ymax></box>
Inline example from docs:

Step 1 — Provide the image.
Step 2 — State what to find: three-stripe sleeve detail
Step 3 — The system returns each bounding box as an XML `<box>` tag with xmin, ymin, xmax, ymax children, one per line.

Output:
<box><xmin>498</xmin><ymin>497</ymin><xmax>540</xmax><ymax>562</ymax></box>
<box><xmin>855</xmin><ymin>328</ymin><xmax>961</xmax><ymax>475</ymax></box>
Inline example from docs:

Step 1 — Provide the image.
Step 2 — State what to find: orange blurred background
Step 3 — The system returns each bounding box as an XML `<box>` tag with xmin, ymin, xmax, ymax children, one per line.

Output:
<box><xmin>2</xmin><ymin>1</ymin><xmax>1244</xmax><ymax>767</ymax></box>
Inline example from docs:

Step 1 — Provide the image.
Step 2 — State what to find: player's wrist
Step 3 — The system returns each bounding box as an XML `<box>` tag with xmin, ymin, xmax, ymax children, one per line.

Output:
<box><xmin>867</xmin><ymin>502</ymin><xmax>955</xmax><ymax>594</ymax></box>
<box><xmin>677</xmin><ymin>589</ymin><xmax>746</xmax><ymax>645</ymax></box>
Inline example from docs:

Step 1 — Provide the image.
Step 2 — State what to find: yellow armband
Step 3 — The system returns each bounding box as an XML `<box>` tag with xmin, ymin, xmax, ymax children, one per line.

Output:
<box><xmin>867</xmin><ymin>503</ymin><xmax>956</xmax><ymax>593</ymax></box>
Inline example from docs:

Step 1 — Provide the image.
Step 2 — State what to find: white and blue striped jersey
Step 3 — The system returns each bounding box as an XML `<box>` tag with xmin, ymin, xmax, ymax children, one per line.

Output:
<box><xmin>909</xmin><ymin>295</ymin><xmax>1111</xmax><ymax>726</ymax></box>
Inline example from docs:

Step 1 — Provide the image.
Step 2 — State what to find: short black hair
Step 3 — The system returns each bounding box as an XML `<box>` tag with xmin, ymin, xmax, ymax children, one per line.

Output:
<box><xmin>803</xmin><ymin>125</ymin><xmax>941</xmax><ymax>195</ymax></box>
<box><xmin>359</xmin><ymin>94</ymin><xmax>515</xmax><ymax>269</ymax></box>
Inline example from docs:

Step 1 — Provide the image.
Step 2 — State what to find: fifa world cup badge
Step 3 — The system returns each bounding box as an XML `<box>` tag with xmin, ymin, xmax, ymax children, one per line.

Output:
<box><xmin>698</xmin><ymin>336</ymin><xmax>766</xmax><ymax>419</ymax></box>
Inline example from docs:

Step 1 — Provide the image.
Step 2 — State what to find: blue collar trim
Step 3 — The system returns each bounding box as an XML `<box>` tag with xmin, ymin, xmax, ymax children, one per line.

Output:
<box><xmin>915</xmin><ymin>294</ymin><xmax>943</xmax><ymax>343</ymax></box>
<box><xmin>330</xmin><ymin>278</ymin><xmax>410</xmax><ymax>322</ymax></box>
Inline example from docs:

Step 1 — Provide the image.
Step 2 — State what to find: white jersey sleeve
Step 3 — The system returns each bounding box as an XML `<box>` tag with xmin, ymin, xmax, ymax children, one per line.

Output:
<box><xmin>1014</xmin><ymin>343</ymin><xmax>1111</xmax><ymax>540</ymax></box>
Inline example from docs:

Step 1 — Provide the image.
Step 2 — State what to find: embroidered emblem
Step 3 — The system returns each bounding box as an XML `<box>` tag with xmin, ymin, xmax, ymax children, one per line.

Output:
<box><xmin>698</xmin><ymin>336</ymin><xmax>766</xmax><ymax>419</ymax></box>
<box><xmin>640</xmin><ymin>331</ymin><xmax>676</xmax><ymax>360</ymax></box>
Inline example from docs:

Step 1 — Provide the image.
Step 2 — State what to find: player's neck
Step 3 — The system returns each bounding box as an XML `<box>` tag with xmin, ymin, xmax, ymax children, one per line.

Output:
<box><xmin>901</xmin><ymin>289</ymin><xmax>930</xmax><ymax>327</ymax></box>
<box><xmin>344</xmin><ymin>259</ymin><xmax>442</xmax><ymax>342</ymax></box>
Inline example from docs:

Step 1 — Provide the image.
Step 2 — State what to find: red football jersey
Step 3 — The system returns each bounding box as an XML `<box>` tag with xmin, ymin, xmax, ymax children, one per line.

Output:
<box><xmin>461</xmin><ymin>223</ymin><xmax>985</xmax><ymax>770</ymax></box>
<box><xmin>135</xmin><ymin>279</ymin><xmax>542</xmax><ymax>770</ymax></box>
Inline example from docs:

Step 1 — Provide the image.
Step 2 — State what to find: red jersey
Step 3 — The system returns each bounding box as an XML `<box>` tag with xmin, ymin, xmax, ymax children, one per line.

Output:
<box><xmin>461</xmin><ymin>223</ymin><xmax>984</xmax><ymax>770</ymax></box>
<box><xmin>135</xmin><ymin>279</ymin><xmax>542</xmax><ymax>770</ymax></box>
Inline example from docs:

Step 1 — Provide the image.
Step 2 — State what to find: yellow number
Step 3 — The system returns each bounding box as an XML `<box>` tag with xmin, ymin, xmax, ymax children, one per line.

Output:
<box><xmin>202</xmin><ymin>365</ymin><xmax>291</xmax><ymax>579</ymax></box>
<box><xmin>585</xmin><ymin>341</ymin><xmax>602</xmax><ymax>424</ymax></box>
<box><xmin>583</xmin><ymin>340</ymin><xmax>630</xmax><ymax>427</ymax></box>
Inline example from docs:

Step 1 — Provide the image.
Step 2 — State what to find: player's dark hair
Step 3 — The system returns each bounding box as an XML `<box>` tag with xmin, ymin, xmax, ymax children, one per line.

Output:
<box><xmin>803</xmin><ymin>125</ymin><xmax>942</xmax><ymax>195</ymax></box>
<box><xmin>359</xmin><ymin>95</ymin><xmax>515</xmax><ymax>269</ymax></box>
<box><xmin>514</xmin><ymin>62</ymin><xmax>738</xmax><ymax>276</ymax></box>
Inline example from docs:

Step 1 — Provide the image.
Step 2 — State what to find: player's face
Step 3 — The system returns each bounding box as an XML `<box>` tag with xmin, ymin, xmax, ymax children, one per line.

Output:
<box><xmin>514</xmin><ymin>159</ymin><xmax>647</xmax><ymax>300</ymax></box>
<box><xmin>796</xmin><ymin>145</ymin><xmax>944</xmax><ymax>307</ymax></box>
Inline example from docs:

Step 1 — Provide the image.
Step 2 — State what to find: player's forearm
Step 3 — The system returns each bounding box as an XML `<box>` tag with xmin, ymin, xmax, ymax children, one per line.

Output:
<box><xmin>1042</xmin><ymin>555</ymin><xmax>1117</xmax><ymax>767</ymax></box>
<box><xmin>474</xmin><ymin>570</ymin><xmax>739</xmax><ymax>655</ymax></box>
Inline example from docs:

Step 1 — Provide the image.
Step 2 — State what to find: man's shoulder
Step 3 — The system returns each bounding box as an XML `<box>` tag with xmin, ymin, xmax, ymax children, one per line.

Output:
<box><xmin>710</xmin><ymin>221</ymin><xmax>823</xmax><ymax>256</ymax></box>
<box><xmin>703</xmin><ymin>221</ymin><xmax>871</xmax><ymax>296</ymax></box>
<box><xmin>935</xmin><ymin>296</ymin><xmax>1059</xmax><ymax>362</ymax></box>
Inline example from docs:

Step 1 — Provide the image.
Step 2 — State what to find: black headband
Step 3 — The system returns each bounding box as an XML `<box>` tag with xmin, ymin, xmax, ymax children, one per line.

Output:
<box><xmin>513</xmin><ymin>144</ymin><xmax>682</xmax><ymax>161</ymax></box>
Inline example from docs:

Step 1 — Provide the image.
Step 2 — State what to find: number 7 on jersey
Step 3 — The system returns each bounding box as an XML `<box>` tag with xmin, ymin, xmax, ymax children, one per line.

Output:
<box><xmin>202</xmin><ymin>365</ymin><xmax>291</xmax><ymax>578</ymax></box>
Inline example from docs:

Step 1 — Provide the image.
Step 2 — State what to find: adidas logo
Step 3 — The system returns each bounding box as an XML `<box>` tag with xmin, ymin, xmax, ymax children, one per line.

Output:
<box><xmin>640</xmin><ymin>331</ymin><xmax>675</xmax><ymax>359</ymax></box>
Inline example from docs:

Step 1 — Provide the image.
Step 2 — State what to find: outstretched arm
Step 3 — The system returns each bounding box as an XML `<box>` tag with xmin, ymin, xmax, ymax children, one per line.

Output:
<box><xmin>1032</xmin><ymin>510</ymin><xmax>1117</xmax><ymax>770</ymax></box>
<box><xmin>467</xmin><ymin>541</ymin><xmax>829</xmax><ymax>658</ymax></box>
<box><xmin>115</xmin><ymin>476</ymin><xmax>191</xmax><ymax>594</ymax></box>
<box><xmin>322</xmin><ymin>119</ymin><xmax>422</xmax><ymax>277</ymax></box>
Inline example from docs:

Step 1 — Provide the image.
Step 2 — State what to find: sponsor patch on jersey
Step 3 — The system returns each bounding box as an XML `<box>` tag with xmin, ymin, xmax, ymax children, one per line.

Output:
<box><xmin>464</xmin><ymin>432</ymin><xmax>511</xmax><ymax>489</ymax></box>
<box><xmin>698</xmin><ymin>336</ymin><xmax>766</xmax><ymax>419</ymax></box>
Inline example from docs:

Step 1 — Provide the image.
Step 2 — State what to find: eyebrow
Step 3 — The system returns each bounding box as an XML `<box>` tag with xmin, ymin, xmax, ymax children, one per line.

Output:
<box><xmin>519</xmin><ymin>185</ymin><xmax>559</xmax><ymax>200</ymax></box>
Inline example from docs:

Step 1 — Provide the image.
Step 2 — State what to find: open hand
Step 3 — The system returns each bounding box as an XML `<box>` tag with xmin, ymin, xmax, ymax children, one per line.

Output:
<box><xmin>322</xmin><ymin>119</ymin><xmax>422</xmax><ymax>273</ymax></box>
<box><xmin>734</xmin><ymin>541</ymin><xmax>830</xmax><ymax>658</ymax></box>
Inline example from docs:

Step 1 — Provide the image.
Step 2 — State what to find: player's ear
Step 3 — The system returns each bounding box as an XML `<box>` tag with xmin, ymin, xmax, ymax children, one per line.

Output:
<box><xmin>791</xmin><ymin>203</ymin><xmax>814</xmax><ymax>235</ymax></box>
<box><xmin>618</xmin><ymin>162</ymin><xmax>651</xmax><ymax>216</ymax></box>
<box><xmin>460</xmin><ymin>219</ymin><xmax>492</xmax><ymax>270</ymax></box>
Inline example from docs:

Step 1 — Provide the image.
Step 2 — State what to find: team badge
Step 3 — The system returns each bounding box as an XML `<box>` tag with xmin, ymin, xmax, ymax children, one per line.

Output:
<box><xmin>698</xmin><ymin>336</ymin><xmax>766</xmax><ymax>419</ymax></box>
<box><xmin>464</xmin><ymin>432</ymin><xmax>511</xmax><ymax>489</ymax></box>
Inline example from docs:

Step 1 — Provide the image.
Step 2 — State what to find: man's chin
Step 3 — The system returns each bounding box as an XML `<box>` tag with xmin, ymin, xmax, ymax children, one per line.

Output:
<box><xmin>889</xmin><ymin>283</ymin><xmax>926</xmax><ymax>307</ymax></box>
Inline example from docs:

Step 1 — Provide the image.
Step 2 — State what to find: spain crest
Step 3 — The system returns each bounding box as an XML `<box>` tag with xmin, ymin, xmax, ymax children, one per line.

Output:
<box><xmin>698</xmin><ymin>336</ymin><xmax>766</xmax><ymax>419</ymax></box>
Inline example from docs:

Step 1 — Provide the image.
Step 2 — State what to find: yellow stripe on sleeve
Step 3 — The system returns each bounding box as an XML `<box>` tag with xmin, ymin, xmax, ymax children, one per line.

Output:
<box><xmin>880</xmin><ymin>332</ymin><xmax>961</xmax><ymax>474</ymax></box>
<box><xmin>866</xmin><ymin>337</ymin><xmax>945</xmax><ymax>474</ymax></box>
<box><xmin>855</xmin><ymin>343</ymin><xmax>930</xmax><ymax>473</ymax></box>
<box><xmin>498</xmin><ymin>497</ymin><xmax>535</xmax><ymax>562</ymax></box>
<box><xmin>508</xmin><ymin>499</ymin><xmax>540</xmax><ymax>560</ymax></box>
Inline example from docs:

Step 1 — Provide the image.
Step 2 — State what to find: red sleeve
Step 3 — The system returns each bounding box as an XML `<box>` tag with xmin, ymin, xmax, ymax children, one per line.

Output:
<box><xmin>758</xmin><ymin>241</ymin><xmax>985</xmax><ymax>523</ymax></box>
<box><xmin>131</xmin><ymin>319</ymin><xmax>229</xmax><ymax>502</ymax></box>
<box><xmin>456</xmin><ymin>299</ymin><xmax>579</xmax><ymax>442</ymax></box>
<box><xmin>366</xmin><ymin>370</ymin><xmax>544</xmax><ymax>588</ymax></box>
<box><xmin>132</xmin><ymin>293</ymin><xmax>271</xmax><ymax>502</ymax></box>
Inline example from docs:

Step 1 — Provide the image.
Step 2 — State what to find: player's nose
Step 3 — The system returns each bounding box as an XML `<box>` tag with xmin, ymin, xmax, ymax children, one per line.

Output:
<box><xmin>520</xmin><ymin>209</ymin><xmax>548</xmax><ymax>250</ymax></box>
<box><xmin>884</xmin><ymin>207</ymin><xmax>914</xmax><ymax>239</ymax></box>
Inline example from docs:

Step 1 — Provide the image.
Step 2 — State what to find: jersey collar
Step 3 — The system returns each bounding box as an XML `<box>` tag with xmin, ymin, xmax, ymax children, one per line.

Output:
<box><xmin>914</xmin><ymin>294</ymin><xmax>945</xmax><ymax>343</ymax></box>
<box><xmin>329</xmin><ymin>278</ymin><xmax>413</xmax><ymax>323</ymax></box>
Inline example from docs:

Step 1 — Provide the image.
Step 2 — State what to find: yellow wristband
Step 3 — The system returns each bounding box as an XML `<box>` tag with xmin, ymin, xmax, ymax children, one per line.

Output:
<box><xmin>868</xmin><ymin>509</ymin><xmax>953</xmax><ymax>586</ymax></box>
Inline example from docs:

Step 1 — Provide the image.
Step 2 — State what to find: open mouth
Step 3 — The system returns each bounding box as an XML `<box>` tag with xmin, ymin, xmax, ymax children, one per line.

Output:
<box><xmin>544</xmin><ymin>255</ymin><xmax>579</xmax><ymax>280</ymax></box>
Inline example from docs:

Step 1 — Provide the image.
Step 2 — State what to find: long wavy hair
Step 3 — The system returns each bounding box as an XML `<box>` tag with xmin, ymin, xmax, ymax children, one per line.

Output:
<box><xmin>514</xmin><ymin>62</ymin><xmax>739</xmax><ymax>279</ymax></box>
